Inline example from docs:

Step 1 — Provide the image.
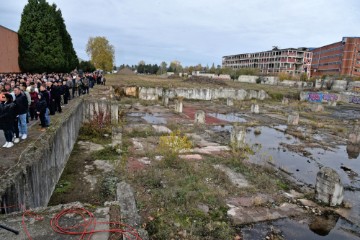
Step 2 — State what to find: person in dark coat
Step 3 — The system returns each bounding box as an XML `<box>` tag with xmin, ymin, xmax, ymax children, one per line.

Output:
<box><xmin>39</xmin><ymin>84</ymin><xmax>50</xmax><ymax>127</ymax></box>
<box><xmin>0</xmin><ymin>94</ymin><xmax>17</xmax><ymax>148</ymax></box>
<box><xmin>62</xmin><ymin>80</ymin><xmax>70</xmax><ymax>104</ymax></box>
<box><xmin>36</xmin><ymin>93</ymin><xmax>47</xmax><ymax>131</ymax></box>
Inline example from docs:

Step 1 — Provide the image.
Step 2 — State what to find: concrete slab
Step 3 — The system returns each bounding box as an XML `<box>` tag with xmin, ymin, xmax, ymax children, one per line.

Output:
<box><xmin>0</xmin><ymin>202</ymin><xmax>111</xmax><ymax>240</ymax></box>
<box><xmin>227</xmin><ymin>203</ymin><xmax>304</xmax><ymax>225</ymax></box>
<box><xmin>213</xmin><ymin>164</ymin><xmax>250</xmax><ymax>188</ymax></box>
<box><xmin>179</xmin><ymin>154</ymin><xmax>203</xmax><ymax>160</ymax></box>
<box><xmin>78</xmin><ymin>141</ymin><xmax>105</xmax><ymax>152</ymax></box>
<box><xmin>152</xmin><ymin>125</ymin><xmax>172</xmax><ymax>134</ymax></box>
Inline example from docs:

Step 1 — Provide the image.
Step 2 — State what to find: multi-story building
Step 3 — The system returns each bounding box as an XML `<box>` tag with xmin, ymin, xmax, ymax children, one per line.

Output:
<box><xmin>222</xmin><ymin>47</ymin><xmax>313</xmax><ymax>78</ymax></box>
<box><xmin>0</xmin><ymin>25</ymin><xmax>20</xmax><ymax>73</ymax></box>
<box><xmin>311</xmin><ymin>37</ymin><xmax>360</xmax><ymax>78</ymax></box>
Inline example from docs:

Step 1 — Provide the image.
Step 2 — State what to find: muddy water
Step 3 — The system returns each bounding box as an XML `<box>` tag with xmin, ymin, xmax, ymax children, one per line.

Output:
<box><xmin>211</xmin><ymin>124</ymin><xmax>360</xmax><ymax>227</ymax></box>
<box><xmin>127</xmin><ymin>112</ymin><xmax>167</xmax><ymax>124</ymax></box>
<box><xmin>241</xmin><ymin>218</ymin><xmax>360</xmax><ymax>240</ymax></box>
<box><xmin>208</xmin><ymin>113</ymin><xmax>247</xmax><ymax>123</ymax></box>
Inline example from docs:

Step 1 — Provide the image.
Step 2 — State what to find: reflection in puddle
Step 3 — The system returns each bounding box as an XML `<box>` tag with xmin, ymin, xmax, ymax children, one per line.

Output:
<box><xmin>208</xmin><ymin>113</ymin><xmax>247</xmax><ymax>123</ymax></box>
<box><xmin>212</xmin><ymin>125</ymin><xmax>233</xmax><ymax>132</ymax></box>
<box><xmin>241</xmin><ymin>218</ymin><xmax>360</xmax><ymax>240</ymax></box>
<box><xmin>127</xmin><ymin>112</ymin><xmax>167</xmax><ymax>125</ymax></box>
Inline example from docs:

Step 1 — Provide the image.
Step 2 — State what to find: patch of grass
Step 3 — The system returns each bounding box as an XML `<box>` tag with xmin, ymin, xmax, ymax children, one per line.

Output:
<box><xmin>126</xmin><ymin>128</ymin><xmax>160</xmax><ymax>138</ymax></box>
<box><xmin>54</xmin><ymin>180</ymin><xmax>72</xmax><ymax>194</ymax></box>
<box><xmin>129</xmin><ymin>156</ymin><xmax>236</xmax><ymax>239</ymax></box>
<box><xmin>269</xmin><ymin>92</ymin><xmax>284</xmax><ymax>101</ymax></box>
<box><xmin>91</xmin><ymin>146</ymin><xmax>119</xmax><ymax>161</ymax></box>
<box><xmin>78</xmin><ymin>123</ymin><xmax>112</xmax><ymax>145</ymax></box>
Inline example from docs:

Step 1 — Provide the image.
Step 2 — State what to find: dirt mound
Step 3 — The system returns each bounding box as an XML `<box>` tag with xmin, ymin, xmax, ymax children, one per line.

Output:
<box><xmin>183</xmin><ymin>76</ymin><xmax>228</xmax><ymax>86</ymax></box>
<box><xmin>117</xmin><ymin>67</ymin><xmax>135</xmax><ymax>75</ymax></box>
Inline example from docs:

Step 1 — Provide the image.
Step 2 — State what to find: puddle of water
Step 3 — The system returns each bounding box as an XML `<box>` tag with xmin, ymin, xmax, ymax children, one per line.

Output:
<box><xmin>241</xmin><ymin>218</ymin><xmax>360</xmax><ymax>240</ymax></box>
<box><xmin>212</xmin><ymin>125</ymin><xmax>233</xmax><ymax>132</ymax></box>
<box><xmin>127</xmin><ymin>112</ymin><xmax>167</xmax><ymax>125</ymax></box>
<box><xmin>208</xmin><ymin>113</ymin><xmax>247</xmax><ymax>123</ymax></box>
<box><xmin>306</xmin><ymin>147</ymin><xmax>360</xmax><ymax>187</ymax></box>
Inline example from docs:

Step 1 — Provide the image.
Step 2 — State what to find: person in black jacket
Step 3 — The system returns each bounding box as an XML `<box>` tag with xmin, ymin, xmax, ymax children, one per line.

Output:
<box><xmin>39</xmin><ymin>84</ymin><xmax>50</xmax><ymax>127</ymax></box>
<box><xmin>51</xmin><ymin>81</ymin><xmax>62</xmax><ymax>113</ymax></box>
<box><xmin>36</xmin><ymin>93</ymin><xmax>47</xmax><ymax>131</ymax></box>
<box><xmin>0</xmin><ymin>94</ymin><xmax>17</xmax><ymax>148</ymax></box>
<box><xmin>62</xmin><ymin>80</ymin><xmax>70</xmax><ymax>104</ymax></box>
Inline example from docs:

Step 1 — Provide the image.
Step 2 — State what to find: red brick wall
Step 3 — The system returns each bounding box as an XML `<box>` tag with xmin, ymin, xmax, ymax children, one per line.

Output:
<box><xmin>311</xmin><ymin>37</ymin><xmax>360</xmax><ymax>78</ymax></box>
<box><xmin>0</xmin><ymin>26</ymin><xmax>21</xmax><ymax>73</ymax></box>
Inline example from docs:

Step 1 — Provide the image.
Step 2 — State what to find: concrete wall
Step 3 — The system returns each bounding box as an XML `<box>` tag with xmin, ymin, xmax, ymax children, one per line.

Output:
<box><xmin>0</xmin><ymin>26</ymin><xmax>21</xmax><ymax>73</ymax></box>
<box><xmin>136</xmin><ymin>87</ymin><xmax>269</xmax><ymax>101</ymax></box>
<box><xmin>299</xmin><ymin>91</ymin><xmax>360</xmax><ymax>104</ymax></box>
<box><xmin>0</xmin><ymin>98</ymin><xmax>120</xmax><ymax>212</ymax></box>
<box><xmin>236</xmin><ymin>75</ymin><xmax>314</xmax><ymax>89</ymax></box>
<box><xmin>237</xmin><ymin>75</ymin><xmax>258</xmax><ymax>83</ymax></box>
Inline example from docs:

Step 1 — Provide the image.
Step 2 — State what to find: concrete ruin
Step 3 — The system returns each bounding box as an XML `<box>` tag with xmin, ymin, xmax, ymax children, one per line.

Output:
<box><xmin>175</xmin><ymin>98</ymin><xmax>183</xmax><ymax>113</ymax></box>
<box><xmin>230</xmin><ymin>126</ymin><xmax>246</xmax><ymax>149</ymax></box>
<box><xmin>251</xmin><ymin>104</ymin><xmax>260</xmax><ymax>114</ymax></box>
<box><xmin>227</xmin><ymin>98</ymin><xmax>234</xmax><ymax>106</ymax></box>
<box><xmin>0</xmin><ymin>98</ymin><xmax>120</xmax><ymax>212</ymax></box>
<box><xmin>122</xmin><ymin>86</ymin><xmax>270</xmax><ymax>102</ymax></box>
<box><xmin>315</xmin><ymin>167</ymin><xmax>344</xmax><ymax>206</ymax></box>
<box><xmin>287</xmin><ymin>112</ymin><xmax>299</xmax><ymax>126</ymax></box>
<box><xmin>194</xmin><ymin>110</ymin><xmax>206</xmax><ymax>124</ymax></box>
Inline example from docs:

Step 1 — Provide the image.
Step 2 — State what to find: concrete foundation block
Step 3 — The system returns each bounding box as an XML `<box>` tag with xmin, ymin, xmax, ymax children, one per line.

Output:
<box><xmin>282</xmin><ymin>97</ymin><xmax>289</xmax><ymax>105</ymax></box>
<box><xmin>175</xmin><ymin>99</ymin><xmax>183</xmax><ymax>113</ymax></box>
<box><xmin>311</xmin><ymin>104</ymin><xmax>324</xmax><ymax>112</ymax></box>
<box><xmin>227</xmin><ymin>98</ymin><xmax>234</xmax><ymax>106</ymax></box>
<box><xmin>315</xmin><ymin>167</ymin><xmax>344</xmax><ymax>206</ymax></box>
<box><xmin>288</xmin><ymin>112</ymin><xmax>299</xmax><ymax>126</ymax></box>
<box><xmin>328</xmin><ymin>101</ymin><xmax>337</xmax><ymax>107</ymax></box>
<box><xmin>348</xmin><ymin>125</ymin><xmax>360</xmax><ymax>145</ymax></box>
<box><xmin>194</xmin><ymin>110</ymin><xmax>206</xmax><ymax>124</ymax></box>
<box><xmin>230</xmin><ymin>126</ymin><xmax>246</xmax><ymax>149</ymax></box>
<box><xmin>162</xmin><ymin>96</ymin><xmax>169</xmax><ymax>107</ymax></box>
<box><xmin>111</xmin><ymin>104</ymin><xmax>119</xmax><ymax>124</ymax></box>
<box><xmin>251</xmin><ymin>104</ymin><xmax>260</xmax><ymax>114</ymax></box>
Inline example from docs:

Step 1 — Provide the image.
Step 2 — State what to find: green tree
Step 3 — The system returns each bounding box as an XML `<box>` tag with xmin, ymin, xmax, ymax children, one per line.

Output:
<box><xmin>78</xmin><ymin>60</ymin><xmax>96</xmax><ymax>72</ymax></box>
<box><xmin>169</xmin><ymin>60</ymin><xmax>182</xmax><ymax>74</ymax></box>
<box><xmin>86</xmin><ymin>36</ymin><xmax>115</xmax><ymax>72</ymax></box>
<box><xmin>159</xmin><ymin>61</ymin><xmax>168</xmax><ymax>74</ymax></box>
<box><xmin>18</xmin><ymin>0</ymin><xmax>78</xmax><ymax>72</ymax></box>
<box><xmin>209</xmin><ymin>63</ymin><xmax>216</xmax><ymax>73</ymax></box>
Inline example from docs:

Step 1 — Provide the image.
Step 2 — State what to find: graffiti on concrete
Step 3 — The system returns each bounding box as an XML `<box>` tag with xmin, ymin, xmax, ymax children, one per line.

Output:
<box><xmin>350</xmin><ymin>96</ymin><xmax>360</xmax><ymax>104</ymax></box>
<box><xmin>323</xmin><ymin>94</ymin><xmax>339</xmax><ymax>102</ymax></box>
<box><xmin>308</xmin><ymin>92</ymin><xmax>322</xmax><ymax>102</ymax></box>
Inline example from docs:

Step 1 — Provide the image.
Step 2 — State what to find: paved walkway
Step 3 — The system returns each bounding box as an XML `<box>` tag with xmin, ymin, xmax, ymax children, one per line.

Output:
<box><xmin>0</xmin><ymin>100</ymin><xmax>78</xmax><ymax>178</ymax></box>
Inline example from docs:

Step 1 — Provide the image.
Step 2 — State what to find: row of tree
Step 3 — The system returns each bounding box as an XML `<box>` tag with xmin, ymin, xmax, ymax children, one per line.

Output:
<box><xmin>18</xmin><ymin>0</ymin><xmax>78</xmax><ymax>73</ymax></box>
<box><xmin>118</xmin><ymin>61</ymin><xmax>260</xmax><ymax>79</ymax></box>
<box><xmin>18</xmin><ymin>0</ymin><xmax>116</xmax><ymax>73</ymax></box>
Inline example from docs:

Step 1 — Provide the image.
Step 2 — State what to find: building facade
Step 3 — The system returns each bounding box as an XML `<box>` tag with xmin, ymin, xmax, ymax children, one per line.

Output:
<box><xmin>222</xmin><ymin>47</ymin><xmax>312</xmax><ymax>78</ymax></box>
<box><xmin>311</xmin><ymin>37</ymin><xmax>360</xmax><ymax>78</ymax></box>
<box><xmin>0</xmin><ymin>25</ymin><xmax>21</xmax><ymax>73</ymax></box>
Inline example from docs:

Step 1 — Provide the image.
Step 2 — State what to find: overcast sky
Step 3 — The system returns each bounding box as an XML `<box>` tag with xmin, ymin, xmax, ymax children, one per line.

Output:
<box><xmin>1</xmin><ymin>0</ymin><xmax>359</xmax><ymax>66</ymax></box>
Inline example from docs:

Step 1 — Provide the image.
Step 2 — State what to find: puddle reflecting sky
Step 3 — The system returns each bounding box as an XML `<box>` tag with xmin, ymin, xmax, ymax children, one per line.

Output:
<box><xmin>127</xmin><ymin>112</ymin><xmax>167</xmax><ymax>124</ymax></box>
<box><xmin>208</xmin><ymin>113</ymin><xmax>247</xmax><ymax>123</ymax></box>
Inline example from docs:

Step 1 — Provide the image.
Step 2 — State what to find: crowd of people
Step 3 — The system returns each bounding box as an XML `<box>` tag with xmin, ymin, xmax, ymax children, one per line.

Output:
<box><xmin>0</xmin><ymin>72</ymin><xmax>106</xmax><ymax>148</ymax></box>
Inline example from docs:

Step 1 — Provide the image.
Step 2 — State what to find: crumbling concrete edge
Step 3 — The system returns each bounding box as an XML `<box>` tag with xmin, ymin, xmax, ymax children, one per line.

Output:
<box><xmin>116</xmin><ymin>181</ymin><xmax>149</xmax><ymax>240</ymax></box>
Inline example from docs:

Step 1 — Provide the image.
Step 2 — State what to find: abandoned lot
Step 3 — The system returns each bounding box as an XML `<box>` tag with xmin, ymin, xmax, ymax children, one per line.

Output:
<box><xmin>49</xmin><ymin>74</ymin><xmax>360</xmax><ymax>239</ymax></box>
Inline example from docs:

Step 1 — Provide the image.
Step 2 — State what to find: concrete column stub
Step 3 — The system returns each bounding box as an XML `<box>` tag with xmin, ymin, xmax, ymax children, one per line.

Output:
<box><xmin>230</xmin><ymin>125</ymin><xmax>246</xmax><ymax>149</ymax></box>
<box><xmin>194</xmin><ymin>110</ymin><xmax>206</xmax><ymax>124</ymax></box>
<box><xmin>315</xmin><ymin>167</ymin><xmax>344</xmax><ymax>206</ymax></box>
